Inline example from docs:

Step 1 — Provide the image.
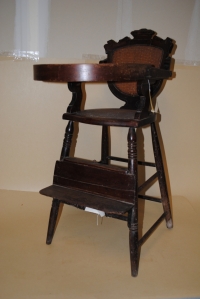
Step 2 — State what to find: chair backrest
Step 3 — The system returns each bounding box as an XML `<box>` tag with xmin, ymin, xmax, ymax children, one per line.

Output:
<box><xmin>102</xmin><ymin>29</ymin><xmax>174</xmax><ymax>110</ymax></box>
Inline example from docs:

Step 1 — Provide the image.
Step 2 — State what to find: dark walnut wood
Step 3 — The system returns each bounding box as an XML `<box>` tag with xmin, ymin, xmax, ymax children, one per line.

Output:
<box><xmin>34</xmin><ymin>63</ymin><xmax>172</xmax><ymax>83</ymax></box>
<box><xmin>62</xmin><ymin>108</ymin><xmax>156</xmax><ymax>127</ymax></box>
<box><xmin>102</xmin><ymin>28</ymin><xmax>174</xmax><ymax>111</ymax></box>
<box><xmin>34</xmin><ymin>28</ymin><xmax>175</xmax><ymax>277</ymax></box>
<box><xmin>40</xmin><ymin>185</ymin><xmax>133</xmax><ymax>215</ymax></box>
<box><xmin>53</xmin><ymin>157</ymin><xmax>136</xmax><ymax>203</ymax></box>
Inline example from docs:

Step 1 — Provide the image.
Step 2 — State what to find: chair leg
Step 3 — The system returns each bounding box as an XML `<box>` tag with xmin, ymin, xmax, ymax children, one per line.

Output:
<box><xmin>46</xmin><ymin>198</ymin><xmax>61</xmax><ymax>244</ymax></box>
<box><xmin>60</xmin><ymin>120</ymin><xmax>74</xmax><ymax>160</ymax></box>
<box><xmin>46</xmin><ymin>120</ymin><xmax>74</xmax><ymax>244</ymax></box>
<box><xmin>128</xmin><ymin>207</ymin><xmax>139</xmax><ymax>277</ymax></box>
<box><xmin>127</xmin><ymin>127</ymin><xmax>139</xmax><ymax>276</ymax></box>
<box><xmin>151</xmin><ymin>122</ymin><xmax>173</xmax><ymax>229</ymax></box>
<box><xmin>100</xmin><ymin>125</ymin><xmax>109</xmax><ymax>164</ymax></box>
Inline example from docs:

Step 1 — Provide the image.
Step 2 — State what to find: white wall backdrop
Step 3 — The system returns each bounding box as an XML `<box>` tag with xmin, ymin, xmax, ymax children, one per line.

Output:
<box><xmin>184</xmin><ymin>0</ymin><xmax>200</xmax><ymax>65</ymax></box>
<box><xmin>0</xmin><ymin>0</ymin><xmax>199</xmax><ymax>64</ymax></box>
<box><xmin>14</xmin><ymin>0</ymin><xmax>50</xmax><ymax>59</ymax></box>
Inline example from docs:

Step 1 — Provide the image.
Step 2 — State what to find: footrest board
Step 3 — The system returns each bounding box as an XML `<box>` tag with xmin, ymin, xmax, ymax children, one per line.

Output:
<box><xmin>53</xmin><ymin>157</ymin><xmax>136</xmax><ymax>204</ymax></box>
<box><xmin>40</xmin><ymin>185</ymin><xmax>133</xmax><ymax>215</ymax></box>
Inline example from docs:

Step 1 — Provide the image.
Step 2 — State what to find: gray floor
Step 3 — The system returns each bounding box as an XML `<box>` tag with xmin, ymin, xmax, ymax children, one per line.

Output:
<box><xmin>0</xmin><ymin>189</ymin><xmax>200</xmax><ymax>299</ymax></box>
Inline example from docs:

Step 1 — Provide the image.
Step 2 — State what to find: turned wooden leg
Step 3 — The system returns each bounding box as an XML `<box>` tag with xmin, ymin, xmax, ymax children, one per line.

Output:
<box><xmin>127</xmin><ymin>127</ymin><xmax>139</xmax><ymax>276</ymax></box>
<box><xmin>46</xmin><ymin>199</ymin><xmax>61</xmax><ymax>244</ymax></box>
<box><xmin>151</xmin><ymin>122</ymin><xmax>173</xmax><ymax>229</ymax></box>
<box><xmin>46</xmin><ymin>81</ymin><xmax>82</xmax><ymax>244</ymax></box>
<box><xmin>60</xmin><ymin>120</ymin><xmax>74</xmax><ymax>160</ymax></box>
<box><xmin>46</xmin><ymin>120</ymin><xmax>74</xmax><ymax>244</ymax></box>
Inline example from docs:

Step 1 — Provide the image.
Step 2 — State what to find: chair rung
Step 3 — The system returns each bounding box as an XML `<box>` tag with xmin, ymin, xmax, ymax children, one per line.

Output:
<box><xmin>138</xmin><ymin>213</ymin><xmax>165</xmax><ymax>247</ymax></box>
<box><xmin>138</xmin><ymin>172</ymin><xmax>158</xmax><ymax>192</ymax></box>
<box><xmin>108</xmin><ymin>156</ymin><xmax>156</xmax><ymax>167</ymax></box>
<box><xmin>138</xmin><ymin>194</ymin><xmax>161</xmax><ymax>203</ymax></box>
<box><xmin>138</xmin><ymin>161</ymin><xmax>156</xmax><ymax>167</ymax></box>
<box><xmin>108</xmin><ymin>156</ymin><xmax>128</xmax><ymax>163</ymax></box>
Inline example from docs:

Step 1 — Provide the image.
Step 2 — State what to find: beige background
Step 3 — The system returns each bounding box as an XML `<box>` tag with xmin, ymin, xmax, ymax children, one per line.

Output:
<box><xmin>0</xmin><ymin>0</ymin><xmax>199</xmax><ymax>204</ymax></box>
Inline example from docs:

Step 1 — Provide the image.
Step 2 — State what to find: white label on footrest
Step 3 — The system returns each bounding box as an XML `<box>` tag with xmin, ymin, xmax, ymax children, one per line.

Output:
<box><xmin>85</xmin><ymin>207</ymin><xmax>105</xmax><ymax>217</ymax></box>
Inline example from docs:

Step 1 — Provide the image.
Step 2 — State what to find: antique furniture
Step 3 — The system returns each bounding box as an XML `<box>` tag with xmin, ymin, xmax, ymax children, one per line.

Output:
<box><xmin>34</xmin><ymin>29</ymin><xmax>175</xmax><ymax>277</ymax></box>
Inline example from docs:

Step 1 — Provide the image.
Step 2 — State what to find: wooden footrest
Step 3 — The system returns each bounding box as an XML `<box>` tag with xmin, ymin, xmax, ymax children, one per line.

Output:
<box><xmin>40</xmin><ymin>184</ymin><xmax>133</xmax><ymax>215</ymax></box>
<box><xmin>53</xmin><ymin>157</ymin><xmax>136</xmax><ymax>204</ymax></box>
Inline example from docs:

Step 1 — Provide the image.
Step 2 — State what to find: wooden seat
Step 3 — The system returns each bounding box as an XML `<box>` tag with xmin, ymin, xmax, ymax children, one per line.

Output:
<box><xmin>34</xmin><ymin>28</ymin><xmax>175</xmax><ymax>277</ymax></box>
<box><xmin>62</xmin><ymin>108</ymin><xmax>156</xmax><ymax>126</ymax></box>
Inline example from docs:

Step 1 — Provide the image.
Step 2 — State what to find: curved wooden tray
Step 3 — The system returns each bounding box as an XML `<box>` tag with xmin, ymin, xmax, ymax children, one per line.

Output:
<box><xmin>34</xmin><ymin>63</ymin><xmax>156</xmax><ymax>82</ymax></box>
